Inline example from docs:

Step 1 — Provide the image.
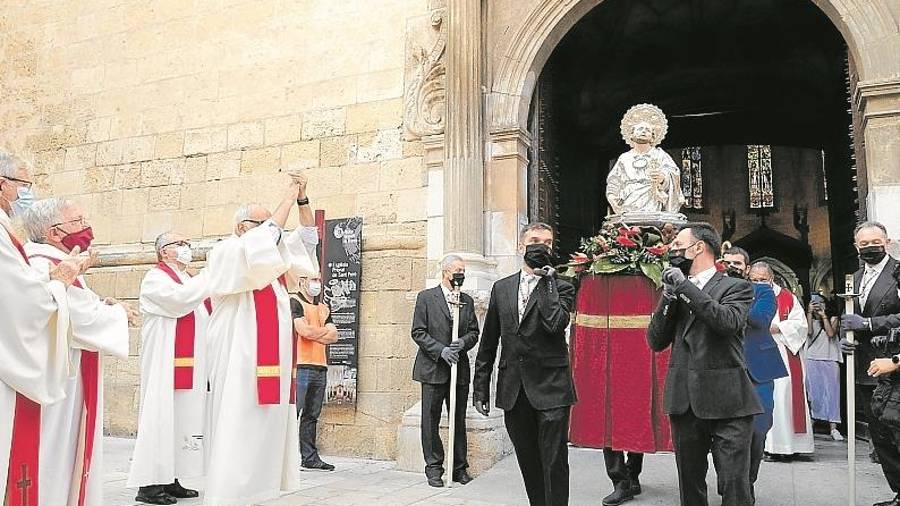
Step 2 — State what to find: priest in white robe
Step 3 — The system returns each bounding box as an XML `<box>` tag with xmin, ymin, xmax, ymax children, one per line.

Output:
<box><xmin>127</xmin><ymin>232</ymin><xmax>211</xmax><ymax>504</ymax></box>
<box><xmin>750</xmin><ymin>262</ymin><xmax>813</xmax><ymax>458</ymax></box>
<box><xmin>20</xmin><ymin>197</ymin><xmax>133</xmax><ymax>506</ymax></box>
<box><xmin>1</xmin><ymin>155</ymin><xmax>82</xmax><ymax>506</ymax></box>
<box><xmin>202</xmin><ymin>177</ymin><xmax>318</xmax><ymax>506</ymax></box>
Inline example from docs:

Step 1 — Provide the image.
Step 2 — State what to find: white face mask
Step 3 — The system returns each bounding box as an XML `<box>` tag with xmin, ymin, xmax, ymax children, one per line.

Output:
<box><xmin>10</xmin><ymin>186</ymin><xmax>35</xmax><ymax>217</ymax></box>
<box><xmin>307</xmin><ymin>281</ymin><xmax>322</xmax><ymax>297</ymax></box>
<box><xmin>175</xmin><ymin>245</ymin><xmax>193</xmax><ymax>265</ymax></box>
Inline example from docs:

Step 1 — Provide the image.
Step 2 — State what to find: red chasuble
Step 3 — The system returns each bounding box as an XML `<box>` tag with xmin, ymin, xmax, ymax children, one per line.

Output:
<box><xmin>776</xmin><ymin>288</ymin><xmax>807</xmax><ymax>434</ymax></box>
<box><xmin>253</xmin><ymin>275</ymin><xmax>288</xmax><ymax>405</ymax></box>
<box><xmin>26</xmin><ymin>253</ymin><xmax>98</xmax><ymax>506</ymax></box>
<box><xmin>155</xmin><ymin>262</ymin><xmax>212</xmax><ymax>390</ymax></box>
<box><xmin>5</xmin><ymin>230</ymin><xmax>42</xmax><ymax>506</ymax></box>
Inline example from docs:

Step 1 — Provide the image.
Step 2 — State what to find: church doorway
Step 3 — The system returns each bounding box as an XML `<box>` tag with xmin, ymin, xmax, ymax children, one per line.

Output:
<box><xmin>525</xmin><ymin>0</ymin><xmax>861</xmax><ymax>300</ymax></box>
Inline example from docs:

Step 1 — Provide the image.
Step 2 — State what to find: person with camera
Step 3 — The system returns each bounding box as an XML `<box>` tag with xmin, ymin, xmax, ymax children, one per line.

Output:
<box><xmin>411</xmin><ymin>254</ymin><xmax>480</xmax><ymax>487</ymax></box>
<box><xmin>805</xmin><ymin>294</ymin><xmax>843</xmax><ymax>441</ymax></box>
<box><xmin>841</xmin><ymin>221</ymin><xmax>900</xmax><ymax>506</ymax></box>
<box><xmin>473</xmin><ymin>222</ymin><xmax>577</xmax><ymax>505</ymax></box>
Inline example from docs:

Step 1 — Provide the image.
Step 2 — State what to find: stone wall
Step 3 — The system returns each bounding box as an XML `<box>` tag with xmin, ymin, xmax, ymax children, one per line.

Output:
<box><xmin>0</xmin><ymin>0</ymin><xmax>431</xmax><ymax>460</ymax></box>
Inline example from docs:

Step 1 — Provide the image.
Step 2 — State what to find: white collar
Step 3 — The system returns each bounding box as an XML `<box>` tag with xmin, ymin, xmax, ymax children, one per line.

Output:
<box><xmin>23</xmin><ymin>241</ymin><xmax>67</xmax><ymax>259</ymax></box>
<box><xmin>689</xmin><ymin>266</ymin><xmax>717</xmax><ymax>289</ymax></box>
<box><xmin>440</xmin><ymin>283</ymin><xmax>453</xmax><ymax>298</ymax></box>
<box><xmin>520</xmin><ymin>269</ymin><xmax>538</xmax><ymax>281</ymax></box>
<box><xmin>865</xmin><ymin>254</ymin><xmax>890</xmax><ymax>274</ymax></box>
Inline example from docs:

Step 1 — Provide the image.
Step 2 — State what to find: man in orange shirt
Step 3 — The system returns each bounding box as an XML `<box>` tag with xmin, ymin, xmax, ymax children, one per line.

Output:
<box><xmin>291</xmin><ymin>276</ymin><xmax>339</xmax><ymax>471</ymax></box>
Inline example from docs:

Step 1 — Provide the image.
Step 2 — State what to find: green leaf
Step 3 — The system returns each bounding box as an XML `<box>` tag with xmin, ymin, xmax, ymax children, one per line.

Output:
<box><xmin>591</xmin><ymin>258</ymin><xmax>629</xmax><ymax>274</ymax></box>
<box><xmin>643</xmin><ymin>232</ymin><xmax>661</xmax><ymax>245</ymax></box>
<box><xmin>640</xmin><ymin>262</ymin><xmax>664</xmax><ymax>288</ymax></box>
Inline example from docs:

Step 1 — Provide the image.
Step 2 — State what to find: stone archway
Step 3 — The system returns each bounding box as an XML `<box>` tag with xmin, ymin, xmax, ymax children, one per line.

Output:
<box><xmin>482</xmin><ymin>0</ymin><xmax>900</xmax><ymax>269</ymax></box>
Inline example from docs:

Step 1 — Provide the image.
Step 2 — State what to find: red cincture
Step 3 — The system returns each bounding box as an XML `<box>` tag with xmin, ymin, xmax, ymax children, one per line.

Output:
<box><xmin>155</xmin><ymin>262</ymin><xmax>211</xmax><ymax>390</ymax></box>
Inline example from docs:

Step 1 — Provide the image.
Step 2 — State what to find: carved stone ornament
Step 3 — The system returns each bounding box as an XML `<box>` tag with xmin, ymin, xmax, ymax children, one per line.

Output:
<box><xmin>403</xmin><ymin>8</ymin><xmax>447</xmax><ymax>139</ymax></box>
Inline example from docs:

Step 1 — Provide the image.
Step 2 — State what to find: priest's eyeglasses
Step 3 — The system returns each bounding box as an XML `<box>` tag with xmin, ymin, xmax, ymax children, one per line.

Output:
<box><xmin>241</xmin><ymin>219</ymin><xmax>265</xmax><ymax>227</ymax></box>
<box><xmin>51</xmin><ymin>217</ymin><xmax>87</xmax><ymax>230</ymax></box>
<box><xmin>1</xmin><ymin>176</ymin><xmax>33</xmax><ymax>189</ymax></box>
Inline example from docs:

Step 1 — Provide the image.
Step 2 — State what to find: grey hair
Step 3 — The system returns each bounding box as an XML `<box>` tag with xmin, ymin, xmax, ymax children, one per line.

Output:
<box><xmin>155</xmin><ymin>231</ymin><xmax>178</xmax><ymax>253</ymax></box>
<box><xmin>233</xmin><ymin>203</ymin><xmax>262</xmax><ymax>225</ymax></box>
<box><xmin>22</xmin><ymin>197</ymin><xmax>70</xmax><ymax>243</ymax></box>
<box><xmin>749</xmin><ymin>261</ymin><xmax>774</xmax><ymax>278</ymax></box>
<box><xmin>854</xmin><ymin>221</ymin><xmax>888</xmax><ymax>238</ymax></box>
<box><xmin>440</xmin><ymin>254</ymin><xmax>464</xmax><ymax>271</ymax></box>
<box><xmin>0</xmin><ymin>151</ymin><xmax>25</xmax><ymax>178</ymax></box>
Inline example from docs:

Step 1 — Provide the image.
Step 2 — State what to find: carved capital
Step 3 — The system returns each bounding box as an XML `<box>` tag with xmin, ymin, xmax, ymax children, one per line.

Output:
<box><xmin>403</xmin><ymin>7</ymin><xmax>447</xmax><ymax>139</ymax></box>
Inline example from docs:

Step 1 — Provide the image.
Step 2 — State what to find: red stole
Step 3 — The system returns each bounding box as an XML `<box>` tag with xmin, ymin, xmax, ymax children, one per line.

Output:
<box><xmin>776</xmin><ymin>288</ymin><xmax>807</xmax><ymax>434</ymax></box>
<box><xmin>26</xmin><ymin>252</ymin><xmax>99</xmax><ymax>506</ymax></box>
<box><xmin>155</xmin><ymin>262</ymin><xmax>212</xmax><ymax>390</ymax></box>
<box><xmin>5</xmin><ymin>230</ymin><xmax>41</xmax><ymax>506</ymax></box>
<box><xmin>253</xmin><ymin>275</ymin><xmax>288</xmax><ymax>405</ymax></box>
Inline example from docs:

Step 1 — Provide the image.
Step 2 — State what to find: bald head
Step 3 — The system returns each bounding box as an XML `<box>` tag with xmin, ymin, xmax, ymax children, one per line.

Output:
<box><xmin>233</xmin><ymin>203</ymin><xmax>272</xmax><ymax>236</ymax></box>
<box><xmin>748</xmin><ymin>261</ymin><xmax>774</xmax><ymax>283</ymax></box>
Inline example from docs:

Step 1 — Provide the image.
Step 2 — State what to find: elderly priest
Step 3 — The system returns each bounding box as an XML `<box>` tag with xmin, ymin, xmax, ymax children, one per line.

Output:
<box><xmin>1</xmin><ymin>153</ymin><xmax>83</xmax><ymax>506</ymax></box>
<box><xmin>201</xmin><ymin>176</ymin><xmax>318</xmax><ymax>506</ymax></box>
<box><xmin>21</xmin><ymin>197</ymin><xmax>133</xmax><ymax>506</ymax></box>
<box><xmin>127</xmin><ymin>232</ymin><xmax>212</xmax><ymax>504</ymax></box>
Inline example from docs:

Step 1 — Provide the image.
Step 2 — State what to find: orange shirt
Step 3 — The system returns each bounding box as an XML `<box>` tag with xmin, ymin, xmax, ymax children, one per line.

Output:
<box><xmin>291</xmin><ymin>296</ymin><xmax>333</xmax><ymax>368</ymax></box>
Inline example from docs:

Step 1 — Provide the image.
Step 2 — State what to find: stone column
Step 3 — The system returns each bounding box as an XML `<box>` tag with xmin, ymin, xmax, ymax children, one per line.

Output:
<box><xmin>857</xmin><ymin>79</ymin><xmax>900</xmax><ymax>250</ymax></box>
<box><xmin>441</xmin><ymin>0</ymin><xmax>496</xmax><ymax>291</ymax></box>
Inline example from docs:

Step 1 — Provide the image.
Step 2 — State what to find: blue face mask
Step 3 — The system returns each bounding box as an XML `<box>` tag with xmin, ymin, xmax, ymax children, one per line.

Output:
<box><xmin>10</xmin><ymin>186</ymin><xmax>35</xmax><ymax>217</ymax></box>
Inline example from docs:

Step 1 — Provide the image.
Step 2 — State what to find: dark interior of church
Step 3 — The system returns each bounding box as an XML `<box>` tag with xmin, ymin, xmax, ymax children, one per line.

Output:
<box><xmin>529</xmin><ymin>0</ymin><xmax>860</xmax><ymax>299</ymax></box>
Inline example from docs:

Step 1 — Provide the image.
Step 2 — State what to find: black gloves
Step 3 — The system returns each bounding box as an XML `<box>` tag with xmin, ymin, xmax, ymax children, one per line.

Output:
<box><xmin>840</xmin><ymin>337</ymin><xmax>858</xmax><ymax>355</ymax></box>
<box><xmin>448</xmin><ymin>339</ymin><xmax>464</xmax><ymax>353</ymax></box>
<box><xmin>473</xmin><ymin>398</ymin><xmax>490</xmax><ymax>417</ymax></box>
<box><xmin>841</xmin><ymin>314</ymin><xmax>868</xmax><ymax>331</ymax></box>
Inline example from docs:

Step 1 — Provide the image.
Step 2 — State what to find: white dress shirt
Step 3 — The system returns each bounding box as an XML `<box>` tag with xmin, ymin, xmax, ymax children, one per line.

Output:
<box><xmin>688</xmin><ymin>266</ymin><xmax>718</xmax><ymax>290</ymax></box>
<box><xmin>860</xmin><ymin>254</ymin><xmax>889</xmax><ymax>309</ymax></box>
<box><xmin>518</xmin><ymin>270</ymin><xmax>539</xmax><ymax>321</ymax></box>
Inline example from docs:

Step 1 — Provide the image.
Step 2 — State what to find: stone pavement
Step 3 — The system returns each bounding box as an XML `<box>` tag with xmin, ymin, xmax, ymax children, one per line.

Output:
<box><xmin>105</xmin><ymin>435</ymin><xmax>888</xmax><ymax>505</ymax></box>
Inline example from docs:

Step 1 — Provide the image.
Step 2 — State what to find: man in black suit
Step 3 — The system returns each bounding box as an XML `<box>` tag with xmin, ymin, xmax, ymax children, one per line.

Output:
<box><xmin>411</xmin><ymin>254</ymin><xmax>480</xmax><ymax>487</ymax></box>
<box><xmin>840</xmin><ymin>221</ymin><xmax>900</xmax><ymax>506</ymax></box>
<box><xmin>473</xmin><ymin>222</ymin><xmax>576</xmax><ymax>506</ymax></box>
<box><xmin>647</xmin><ymin>223</ymin><xmax>759</xmax><ymax>506</ymax></box>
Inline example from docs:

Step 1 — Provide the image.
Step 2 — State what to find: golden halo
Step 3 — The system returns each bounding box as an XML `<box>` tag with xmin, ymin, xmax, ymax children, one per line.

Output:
<box><xmin>620</xmin><ymin>103</ymin><xmax>668</xmax><ymax>149</ymax></box>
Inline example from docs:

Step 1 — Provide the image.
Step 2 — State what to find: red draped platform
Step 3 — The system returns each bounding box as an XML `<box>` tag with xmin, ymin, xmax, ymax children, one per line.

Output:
<box><xmin>569</xmin><ymin>275</ymin><xmax>673</xmax><ymax>453</ymax></box>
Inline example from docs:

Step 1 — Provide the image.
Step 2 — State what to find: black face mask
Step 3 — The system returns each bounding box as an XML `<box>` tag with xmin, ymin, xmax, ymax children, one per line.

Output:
<box><xmin>725</xmin><ymin>266</ymin><xmax>745</xmax><ymax>279</ymax></box>
<box><xmin>450</xmin><ymin>272</ymin><xmax>465</xmax><ymax>288</ymax></box>
<box><xmin>524</xmin><ymin>243</ymin><xmax>553</xmax><ymax>269</ymax></box>
<box><xmin>668</xmin><ymin>248</ymin><xmax>694</xmax><ymax>275</ymax></box>
<box><xmin>859</xmin><ymin>245</ymin><xmax>887</xmax><ymax>266</ymax></box>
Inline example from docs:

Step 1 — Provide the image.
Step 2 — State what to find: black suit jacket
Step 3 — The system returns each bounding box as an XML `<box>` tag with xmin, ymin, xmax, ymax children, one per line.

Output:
<box><xmin>852</xmin><ymin>256</ymin><xmax>900</xmax><ymax>385</ymax></box>
<box><xmin>473</xmin><ymin>272</ymin><xmax>577</xmax><ymax>411</ymax></box>
<box><xmin>647</xmin><ymin>271</ymin><xmax>762</xmax><ymax>419</ymax></box>
<box><xmin>411</xmin><ymin>285</ymin><xmax>479</xmax><ymax>385</ymax></box>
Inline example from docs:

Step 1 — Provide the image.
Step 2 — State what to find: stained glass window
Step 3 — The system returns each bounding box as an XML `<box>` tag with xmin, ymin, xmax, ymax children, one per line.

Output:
<box><xmin>680</xmin><ymin>147</ymin><xmax>703</xmax><ymax>209</ymax></box>
<box><xmin>748</xmin><ymin>144</ymin><xmax>774</xmax><ymax>209</ymax></box>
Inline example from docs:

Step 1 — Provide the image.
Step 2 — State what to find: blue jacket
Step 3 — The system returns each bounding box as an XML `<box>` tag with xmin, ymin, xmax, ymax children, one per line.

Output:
<box><xmin>743</xmin><ymin>283</ymin><xmax>788</xmax><ymax>383</ymax></box>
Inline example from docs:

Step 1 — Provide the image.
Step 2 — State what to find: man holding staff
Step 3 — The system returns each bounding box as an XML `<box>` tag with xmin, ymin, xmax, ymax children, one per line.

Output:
<box><xmin>411</xmin><ymin>254</ymin><xmax>479</xmax><ymax>487</ymax></box>
<box><xmin>841</xmin><ymin>221</ymin><xmax>900</xmax><ymax>506</ymax></box>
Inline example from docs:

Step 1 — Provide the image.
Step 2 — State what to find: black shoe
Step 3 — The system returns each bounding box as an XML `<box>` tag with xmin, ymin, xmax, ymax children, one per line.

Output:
<box><xmin>163</xmin><ymin>479</ymin><xmax>198</xmax><ymax>499</ymax></box>
<box><xmin>135</xmin><ymin>486</ymin><xmax>177</xmax><ymax>505</ymax></box>
<box><xmin>630</xmin><ymin>479</ymin><xmax>642</xmax><ymax>495</ymax></box>
<box><xmin>427</xmin><ymin>476</ymin><xmax>444</xmax><ymax>487</ymax></box>
<box><xmin>873</xmin><ymin>496</ymin><xmax>900</xmax><ymax>506</ymax></box>
<box><xmin>453</xmin><ymin>470</ymin><xmax>473</xmax><ymax>485</ymax></box>
<box><xmin>602</xmin><ymin>481</ymin><xmax>635</xmax><ymax>506</ymax></box>
<box><xmin>763</xmin><ymin>453</ymin><xmax>782</xmax><ymax>463</ymax></box>
<box><xmin>792</xmin><ymin>453</ymin><xmax>813</xmax><ymax>462</ymax></box>
<box><xmin>301</xmin><ymin>460</ymin><xmax>335</xmax><ymax>472</ymax></box>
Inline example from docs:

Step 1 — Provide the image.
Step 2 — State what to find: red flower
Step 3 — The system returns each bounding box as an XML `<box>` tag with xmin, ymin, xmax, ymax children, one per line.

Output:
<box><xmin>569</xmin><ymin>252</ymin><xmax>590</xmax><ymax>264</ymax></box>
<box><xmin>714</xmin><ymin>260</ymin><xmax>727</xmax><ymax>273</ymax></box>
<box><xmin>618</xmin><ymin>226</ymin><xmax>641</xmax><ymax>238</ymax></box>
<box><xmin>646</xmin><ymin>245</ymin><xmax>668</xmax><ymax>256</ymax></box>
<box><xmin>616</xmin><ymin>236</ymin><xmax>638</xmax><ymax>248</ymax></box>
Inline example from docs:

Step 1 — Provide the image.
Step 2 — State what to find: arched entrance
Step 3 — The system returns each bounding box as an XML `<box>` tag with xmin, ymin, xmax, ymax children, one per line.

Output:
<box><xmin>483</xmin><ymin>0</ymin><xmax>900</xmax><ymax>295</ymax></box>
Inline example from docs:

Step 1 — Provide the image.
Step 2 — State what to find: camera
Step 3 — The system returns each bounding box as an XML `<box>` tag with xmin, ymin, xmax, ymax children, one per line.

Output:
<box><xmin>873</xmin><ymin>327</ymin><xmax>900</xmax><ymax>349</ymax></box>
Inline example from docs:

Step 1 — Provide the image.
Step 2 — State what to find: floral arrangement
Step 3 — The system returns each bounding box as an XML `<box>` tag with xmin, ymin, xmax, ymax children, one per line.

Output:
<box><xmin>563</xmin><ymin>222</ymin><xmax>677</xmax><ymax>288</ymax></box>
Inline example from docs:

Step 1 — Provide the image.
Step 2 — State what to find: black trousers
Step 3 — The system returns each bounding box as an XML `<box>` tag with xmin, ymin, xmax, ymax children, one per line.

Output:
<box><xmin>670</xmin><ymin>408</ymin><xmax>754</xmax><ymax>506</ymax></box>
<box><xmin>421</xmin><ymin>381</ymin><xmax>469</xmax><ymax>478</ymax></box>
<box><xmin>603</xmin><ymin>449</ymin><xmax>643</xmax><ymax>486</ymax></box>
<box><xmin>871</xmin><ymin>383</ymin><xmax>900</xmax><ymax>493</ymax></box>
<box><xmin>504</xmin><ymin>388</ymin><xmax>570</xmax><ymax>506</ymax></box>
<box><xmin>296</xmin><ymin>366</ymin><xmax>327</xmax><ymax>466</ymax></box>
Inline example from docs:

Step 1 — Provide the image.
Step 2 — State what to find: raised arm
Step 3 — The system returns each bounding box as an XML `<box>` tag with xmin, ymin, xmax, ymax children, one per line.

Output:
<box><xmin>748</xmin><ymin>284</ymin><xmax>776</xmax><ymax>330</ymax></box>
<box><xmin>647</xmin><ymin>293</ymin><xmax>679</xmax><ymax>352</ymax></box>
<box><xmin>140</xmin><ymin>269</ymin><xmax>210</xmax><ymax>319</ymax></box>
<box><xmin>676</xmin><ymin>279</ymin><xmax>754</xmax><ymax>338</ymax></box>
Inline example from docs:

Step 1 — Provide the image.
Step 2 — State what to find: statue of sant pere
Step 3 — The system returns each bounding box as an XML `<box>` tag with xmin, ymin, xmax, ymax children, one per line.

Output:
<box><xmin>606</xmin><ymin>104</ymin><xmax>685</xmax><ymax>219</ymax></box>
